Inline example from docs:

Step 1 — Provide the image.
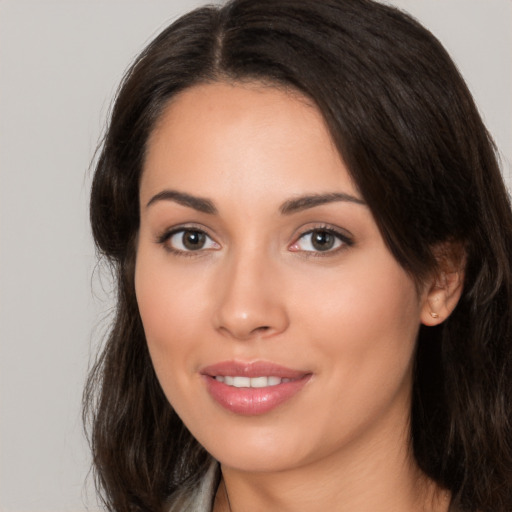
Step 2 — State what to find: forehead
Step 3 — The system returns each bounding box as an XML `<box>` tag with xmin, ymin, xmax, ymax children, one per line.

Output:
<box><xmin>141</xmin><ymin>81</ymin><xmax>358</xmax><ymax>205</ymax></box>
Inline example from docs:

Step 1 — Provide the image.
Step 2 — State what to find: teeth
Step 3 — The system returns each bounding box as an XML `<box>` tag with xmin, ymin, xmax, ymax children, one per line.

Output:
<box><xmin>233</xmin><ymin>376</ymin><xmax>251</xmax><ymax>387</ymax></box>
<box><xmin>214</xmin><ymin>376</ymin><xmax>288</xmax><ymax>388</ymax></box>
<box><xmin>251</xmin><ymin>376</ymin><xmax>269</xmax><ymax>388</ymax></box>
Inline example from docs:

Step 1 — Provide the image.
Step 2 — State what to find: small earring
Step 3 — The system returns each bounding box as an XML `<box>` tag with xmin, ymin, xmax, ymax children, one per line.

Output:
<box><xmin>430</xmin><ymin>311</ymin><xmax>439</xmax><ymax>319</ymax></box>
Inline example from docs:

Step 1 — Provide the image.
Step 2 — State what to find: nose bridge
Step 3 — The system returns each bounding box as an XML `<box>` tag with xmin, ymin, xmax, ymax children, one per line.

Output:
<box><xmin>213</xmin><ymin>245</ymin><xmax>288</xmax><ymax>340</ymax></box>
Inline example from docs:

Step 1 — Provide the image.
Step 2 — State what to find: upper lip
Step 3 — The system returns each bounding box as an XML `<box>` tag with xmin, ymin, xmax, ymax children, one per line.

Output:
<box><xmin>201</xmin><ymin>360</ymin><xmax>310</xmax><ymax>379</ymax></box>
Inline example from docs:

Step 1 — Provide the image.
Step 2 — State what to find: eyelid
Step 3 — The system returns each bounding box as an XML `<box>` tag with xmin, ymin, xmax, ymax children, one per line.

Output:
<box><xmin>155</xmin><ymin>224</ymin><xmax>220</xmax><ymax>254</ymax></box>
<box><xmin>156</xmin><ymin>222</ymin><xmax>206</xmax><ymax>242</ymax></box>
<box><xmin>289</xmin><ymin>224</ymin><xmax>354</xmax><ymax>255</ymax></box>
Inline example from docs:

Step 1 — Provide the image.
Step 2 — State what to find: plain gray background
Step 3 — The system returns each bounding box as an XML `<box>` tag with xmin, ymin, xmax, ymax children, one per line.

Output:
<box><xmin>0</xmin><ymin>1</ymin><xmax>510</xmax><ymax>511</ymax></box>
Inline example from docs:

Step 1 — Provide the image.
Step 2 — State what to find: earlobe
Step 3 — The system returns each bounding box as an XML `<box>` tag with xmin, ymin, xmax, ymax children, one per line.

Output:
<box><xmin>421</xmin><ymin>268</ymin><xmax>465</xmax><ymax>326</ymax></box>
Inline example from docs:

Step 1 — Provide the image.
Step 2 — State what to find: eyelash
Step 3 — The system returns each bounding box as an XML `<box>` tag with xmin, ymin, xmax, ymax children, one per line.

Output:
<box><xmin>156</xmin><ymin>225</ymin><xmax>219</xmax><ymax>257</ymax></box>
<box><xmin>290</xmin><ymin>225</ymin><xmax>354</xmax><ymax>257</ymax></box>
<box><xmin>156</xmin><ymin>224</ymin><xmax>354</xmax><ymax>257</ymax></box>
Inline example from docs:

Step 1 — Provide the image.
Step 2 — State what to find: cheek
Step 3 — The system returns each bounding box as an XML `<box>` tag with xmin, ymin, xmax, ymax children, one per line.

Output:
<box><xmin>298</xmin><ymin>249</ymin><xmax>421</xmax><ymax>343</ymax></box>
<box><xmin>135</xmin><ymin>240</ymin><xmax>209</xmax><ymax>335</ymax></box>
<box><xmin>293</xmin><ymin>254</ymin><xmax>421</xmax><ymax>400</ymax></box>
<box><xmin>289</xmin><ymin>260</ymin><xmax>421</xmax><ymax>447</ymax></box>
<box><xmin>134</xmin><ymin>248</ymin><xmax>204</xmax><ymax>388</ymax></box>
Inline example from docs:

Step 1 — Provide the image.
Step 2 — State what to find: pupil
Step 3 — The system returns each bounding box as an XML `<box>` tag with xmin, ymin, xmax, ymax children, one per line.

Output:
<box><xmin>183</xmin><ymin>231</ymin><xmax>205</xmax><ymax>250</ymax></box>
<box><xmin>312</xmin><ymin>230</ymin><xmax>334</xmax><ymax>251</ymax></box>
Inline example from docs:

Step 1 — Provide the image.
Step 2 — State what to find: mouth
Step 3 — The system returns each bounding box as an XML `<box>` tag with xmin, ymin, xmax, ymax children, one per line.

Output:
<box><xmin>201</xmin><ymin>361</ymin><xmax>312</xmax><ymax>415</ymax></box>
<box><xmin>213</xmin><ymin>375</ymin><xmax>295</xmax><ymax>387</ymax></box>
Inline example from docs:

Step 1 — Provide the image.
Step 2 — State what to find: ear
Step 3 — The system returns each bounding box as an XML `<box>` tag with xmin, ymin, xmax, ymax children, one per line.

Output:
<box><xmin>420</xmin><ymin>243</ymin><xmax>465</xmax><ymax>326</ymax></box>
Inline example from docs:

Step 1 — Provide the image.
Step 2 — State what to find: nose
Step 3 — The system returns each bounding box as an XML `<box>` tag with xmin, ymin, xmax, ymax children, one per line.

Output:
<box><xmin>212</xmin><ymin>252</ymin><xmax>289</xmax><ymax>341</ymax></box>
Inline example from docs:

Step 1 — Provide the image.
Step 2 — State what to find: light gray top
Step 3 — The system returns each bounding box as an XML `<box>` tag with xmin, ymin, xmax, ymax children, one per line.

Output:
<box><xmin>167</xmin><ymin>460</ymin><xmax>220</xmax><ymax>512</ymax></box>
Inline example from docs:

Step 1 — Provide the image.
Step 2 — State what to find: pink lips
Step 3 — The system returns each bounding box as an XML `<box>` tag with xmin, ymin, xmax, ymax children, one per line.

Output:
<box><xmin>201</xmin><ymin>361</ymin><xmax>312</xmax><ymax>415</ymax></box>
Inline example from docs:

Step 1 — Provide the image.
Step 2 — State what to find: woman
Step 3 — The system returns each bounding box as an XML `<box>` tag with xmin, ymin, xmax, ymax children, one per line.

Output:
<box><xmin>85</xmin><ymin>0</ymin><xmax>512</xmax><ymax>511</ymax></box>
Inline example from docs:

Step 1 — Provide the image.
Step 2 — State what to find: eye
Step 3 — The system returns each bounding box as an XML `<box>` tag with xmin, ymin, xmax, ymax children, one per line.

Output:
<box><xmin>290</xmin><ymin>227</ymin><xmax>351</xmax><ymax>253</ymax></box>
<box><xmin>159</xmin><ymin>228</ymin><xmax>220</xmax><ymax>253</ymax></box>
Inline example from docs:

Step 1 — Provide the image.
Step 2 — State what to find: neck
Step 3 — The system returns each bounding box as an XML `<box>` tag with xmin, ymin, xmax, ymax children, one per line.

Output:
<box><xmin>214</xmin><ymin>423</ymin><xmax>450</xmax><ymax>512</ymax></box>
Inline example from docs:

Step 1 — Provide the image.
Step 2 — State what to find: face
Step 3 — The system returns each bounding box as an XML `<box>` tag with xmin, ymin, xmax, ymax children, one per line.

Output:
<box><xmin>135</xmin><ymin>82</ymin><xmax>430</xmax><ymax>473</ymax></box>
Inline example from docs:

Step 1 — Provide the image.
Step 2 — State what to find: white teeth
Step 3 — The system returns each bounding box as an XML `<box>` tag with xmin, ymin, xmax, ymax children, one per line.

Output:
<box><xmin>250</xmin><ymin>376</ymin><xmax>269</xmax><ymax>388</ymax></box>
<box><xmin>233</xmin><ymin>376</ymin><xmax>251</xmax><ymax>388</ymax></box>
<box><xmin>214</xmin><ymin>376</ymin><xmax>288</xmax><ymax>388</ymax></box>
<box><xmin>268</xmin><ymin>376</ymin><xmax>282</xmax><ymax>386</ymax></box>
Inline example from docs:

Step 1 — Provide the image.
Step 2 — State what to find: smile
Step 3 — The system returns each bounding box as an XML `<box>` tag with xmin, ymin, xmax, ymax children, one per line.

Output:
<box><xmin>214</xmin><ymin>376</ymin><xmax>294</xmax><ymax>387</ymax></box>
<box><xmin>201</xmin><ymin>361</ymin><xmax>311</xmax><ymax>415</ymax></box>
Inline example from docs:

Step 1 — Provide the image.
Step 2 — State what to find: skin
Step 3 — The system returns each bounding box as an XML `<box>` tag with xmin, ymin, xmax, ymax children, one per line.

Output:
<box><xmin>135</xmin><ymin>82</ymin><xmax>457</xmax><ymax>511</ymax></box>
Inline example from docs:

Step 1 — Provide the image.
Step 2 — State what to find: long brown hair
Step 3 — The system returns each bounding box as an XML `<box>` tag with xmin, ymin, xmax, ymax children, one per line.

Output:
<box><xmin>85</xmin><ymin>1</ymin><xmax>512</xmax><ymax>510</ymax></box>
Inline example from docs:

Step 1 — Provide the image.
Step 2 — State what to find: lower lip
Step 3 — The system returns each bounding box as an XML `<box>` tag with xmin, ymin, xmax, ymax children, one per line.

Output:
<box><xmin>204</xmin><ymin>375</ymin><xmax>311</xmax><ymax>415</ymax></box>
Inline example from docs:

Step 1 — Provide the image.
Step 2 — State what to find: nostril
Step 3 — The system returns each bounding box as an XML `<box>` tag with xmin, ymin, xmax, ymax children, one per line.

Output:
<box><xmin>251</xmin><ymin>325</ymin><xmax>271</xmax><ymax>334</ymax></box>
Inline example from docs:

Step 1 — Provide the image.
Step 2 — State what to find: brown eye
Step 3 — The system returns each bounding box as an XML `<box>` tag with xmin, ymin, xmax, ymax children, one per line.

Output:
<box><xmin>163</xmin><ymin>228</ymin><xmax>220</xmax><ymax>253</ymax></box>
<box><xmin>291</xmin><ymin>227</ymin><xmax>351</xmax><ymax>254</ymax></box>
<box><xmin>181</xmin><ymin>230</ymin><xmax>206</xmax><ymax>250</ymax></box>
<box><xmin>311</xmin><ymin>230</ymin><xmax>336</xmax><ymax>251</ymax></box>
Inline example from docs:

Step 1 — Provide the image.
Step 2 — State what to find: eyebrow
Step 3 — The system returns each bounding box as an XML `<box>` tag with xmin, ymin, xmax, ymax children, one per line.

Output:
<box><xmin>279</xmin><ymin>192</ymin><xmax>365</xmax><ymax>214</ymax></box>
<box><xmin>146</xmin><ymin>190</ymin><xmax>217</xmax><ymax>214</ymax></box>
<box><xmin>146</xmin><ymin>189</ymin><xmax>365</xmax><ymax>215</ymax></box>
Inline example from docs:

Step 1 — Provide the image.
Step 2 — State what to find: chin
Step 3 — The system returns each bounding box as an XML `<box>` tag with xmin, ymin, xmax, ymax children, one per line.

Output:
<box><xmin>193</xmin><ymin>421</ymin><xmax>322</xmax><ymax>474</ymax></box>
<box><xmin>216</xmin><ymin>448</ymin><xmax>303</xmax><ymax>474</ymax></box>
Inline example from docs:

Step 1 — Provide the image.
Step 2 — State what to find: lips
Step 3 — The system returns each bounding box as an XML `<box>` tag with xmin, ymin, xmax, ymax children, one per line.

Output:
<box><xmin>201</xmin><ymin>361</ymin><xmax>312</xmax><ymax>415</ymax></box>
